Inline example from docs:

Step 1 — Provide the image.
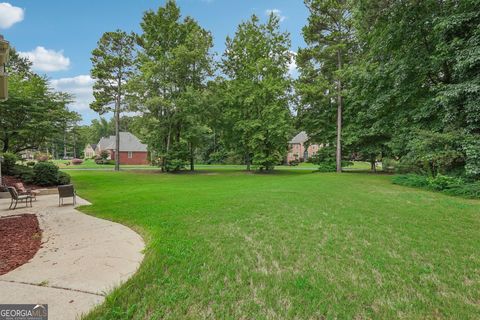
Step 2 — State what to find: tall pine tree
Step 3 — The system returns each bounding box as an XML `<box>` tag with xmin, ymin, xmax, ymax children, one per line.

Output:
<box><xmin>298</xmin><ymin>0</ymin><xmax>354</xmax><ymax>172</ymax></box>
<box><xmin>90</xmin><ymin>30</ymin><xmax>135</xmax><ymax>171</ymax></box>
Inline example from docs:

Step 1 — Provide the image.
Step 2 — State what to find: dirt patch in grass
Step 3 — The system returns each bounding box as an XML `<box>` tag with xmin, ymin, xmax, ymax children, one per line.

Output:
<box><xmin>0</xmin><ymin>214</ymin><xmax>42</xmax><ymax>275</ymax></box>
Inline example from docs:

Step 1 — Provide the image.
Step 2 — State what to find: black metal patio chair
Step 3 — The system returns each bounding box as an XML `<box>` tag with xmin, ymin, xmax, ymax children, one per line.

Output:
<box><xmin>58</xmin><ymin>184</ymin><xmax>76</xmax><ymax>206</ymax></box>
<box><xmin>7</xmin><ymin>186</ymin><xmax>33</xmax><ymax>210</ymax></box>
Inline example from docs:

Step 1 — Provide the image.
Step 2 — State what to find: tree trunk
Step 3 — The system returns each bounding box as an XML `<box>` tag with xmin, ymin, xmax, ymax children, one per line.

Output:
<box><xmin>114</xmin><ymin>109</ymin><xmax>120</xmax><ymax>171</ymax></box>
<box><xmin>73</xmin><ymin>131</ymin><xmax>77</xmax><ymax>159</ymax></box>
<box><xmin>190</xmin><ymin>143</ymin><xmax>194</xmax><ymax>171</ymax></box>
<box><xmin>114</xmin><ymin>96</ymin><xmax>120</xmax><ymax>171</ymax></box>
<box><xmin>63</xmin><ymin>130</ymin><xmax>67</xmax><ymax>159</ymax></box>
<box><xmin>370</xmin><ymin>160</ymin><xmax>376</xmax><ymax>173</ymax></box>
<box><xmin>2</xmin><ymin>137</ymin><xmax>9</xmax><ymax>153</ymax></box>
<box><xmin>163</xmin><ymin>125</ymin><xmax>172</xmax><ymax>172</ymax></box>
<box><xmin>336</xmin><ymin>50</ymin><xmax>343</xmax><ymax>173</ymax></box>
<box><xmin>246</xmin><ymin>151</ymin><xmax>251</xmax><ymax>171</ymax></box>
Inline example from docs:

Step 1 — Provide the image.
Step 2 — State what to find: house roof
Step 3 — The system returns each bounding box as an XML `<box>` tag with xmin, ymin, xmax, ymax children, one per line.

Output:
<box><xmin>88</xmin><ymin>143</ymin><xmax>97</xmax><ymax>150</ymax></box>
<box><xmin>97</xmin><ymin>132</ymin><xmax>147</xmax><ymax>152</ymax></box>
<box><xmin>97</xmin><ymin>137</ymin><xmax>111</xmax><ymax>150</ymax></box>
<box><xmin>290</xmin><ymin>131</ymin><xmax>309</xmax><ymax>144</ymax></box>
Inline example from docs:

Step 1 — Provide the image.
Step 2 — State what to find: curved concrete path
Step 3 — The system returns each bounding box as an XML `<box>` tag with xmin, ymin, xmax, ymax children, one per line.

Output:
<box><xmin>0</xmin><ymin>194</ymin><xmax>144</xmax><ymax>320</ymax></box>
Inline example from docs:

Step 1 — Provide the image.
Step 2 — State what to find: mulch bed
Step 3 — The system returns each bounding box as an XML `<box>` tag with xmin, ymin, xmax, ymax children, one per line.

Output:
<box><xmin>2</xmin><ymin>176</ymin><xmax>43</xmax><ymax>190</ymax></box>
<box><xmin>0</xmin><ymin>214</ymin><xmax>42</xmax><ymax>275</ymax></box>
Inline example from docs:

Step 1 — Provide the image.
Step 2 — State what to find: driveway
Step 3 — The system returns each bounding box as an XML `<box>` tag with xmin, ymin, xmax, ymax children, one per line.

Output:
<box><xmin>0</xmin><ymin>194</ymin><xmax>144</xmax><ymax>320</ymax></box>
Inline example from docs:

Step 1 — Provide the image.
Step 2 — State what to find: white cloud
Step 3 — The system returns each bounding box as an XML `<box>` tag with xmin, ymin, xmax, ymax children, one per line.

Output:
<box><xmin>50</xmin><ymin>75</ymin><xmax>94</xmax><ymax>111</ymax></box>
<box><xmin>266</xmin><ymin>9</ymin><xmax>286</xmax><ymax>22</ymax></box>
<box><xmin>0</xmin><ymin>2</ymin><xmax>24</xmax><ymax>29</ymax></box>
<box><xmin>19</xmin><ymin>46</ymin><xmax>70</xmax><ymax>72</ymax></box>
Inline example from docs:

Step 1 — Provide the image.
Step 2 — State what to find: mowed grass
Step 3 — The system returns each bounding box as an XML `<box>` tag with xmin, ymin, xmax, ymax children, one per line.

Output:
<box><xmin>53</xmin><ymin>159</ymin><xmax>152</xmax><ymax>169</ymax></box>
<box><xmin>68</xmin><ymin>169</ymin><xmax>480</xmax><ymax>319</ymax></box>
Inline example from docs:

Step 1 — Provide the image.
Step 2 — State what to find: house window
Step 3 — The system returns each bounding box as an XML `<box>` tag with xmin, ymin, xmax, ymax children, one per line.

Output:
<box><xmin>128</xmin><ymin>151</ymin><xmax>133</xmax><ymax>159</ymax></box>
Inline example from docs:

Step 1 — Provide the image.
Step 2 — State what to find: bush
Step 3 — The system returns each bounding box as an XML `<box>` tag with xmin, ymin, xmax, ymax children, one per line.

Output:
<box><xmin>288</xmin><ymin>159</ymin><xmax>299</xmax><ymax>166</ymax></box>
<box><xmin>57</xmin><ymin>171</ymin><xmax>71</xmax><ymax>185</ymax></box>
<box><xmin>0</xmin><ymin>152</ymin><xmax>18</xmax><ymax>175</ymax></box>
<box><xmin>316</xmin><ymin>161</ymin><xmax>352</xmax><ymax>172</ymax></box>
<box><xmin>444</xmin><ymin>181</ymin><xmax>480</xmax><ymax>199</ymax></box>
<box><xmin>392</xmin><ymin>174</ymin><xmax>429</xmax><ymax>188</ymax></box>
<box><xmin>382</xmin><ymin>158</ymin><xmax>397</xmax><ymax>173</ymax></box>
<box><xmin>164</xmin><ymin>158</ymin><xmax>187</xmax><ymax>172</ymax></box>
<box><xmin>463</xmin><ymin>137</ymin><xmax>480</xmax><ymax>179</ymax></box>
<box><xmin>71</xmin><ymin>158</ymin><xmax>84</xmax><ymax>165</ymax></box>
<box><xmin>207</xmin><ymin>151</ymin><xmax>228</xmax><ymax>164</ymax></box>
<box><xmin>95</xmin><ymin>159</ymin><xmax>114</xmax><ymax>165</ymax></box>
<box><xmin>26</xmin><ymin>161</ymin><xmax>36</xmax><ymax>167</ymax></box>
<box><xmin>392</xmin><ymin>174</ymin><xmax>479</xmax><ymax>199</ymax></box>
<box><xmin>12</xmin><ymin>165</ymin><xmax>35</xmax><ymax>184</ymax></box>
<box><xmin>427</xmin><ymin>174</ymin><xmax>463</xmax><ymax>191</ymax></box>
<box><xmin>317</xmin><ymin>161</ymin><xmax>336</xmax><ymax>172</ymax></box>
<box><xmin>100</xmin><ymin>150</ymin><xmax>110</xmax><ymax>160</ymax></box>
<box><xmin>33</xmin><ymin>162</ymin><xmax>60</xmax><ymax>186</ymax></box>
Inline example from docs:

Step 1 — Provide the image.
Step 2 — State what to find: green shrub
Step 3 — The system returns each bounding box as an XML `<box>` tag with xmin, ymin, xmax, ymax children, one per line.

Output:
<box><xmin>393</xmin><ymin>174</ymin><xmax>479</xmax><ymax>199</ymax></box>
<box><xmin>392</xmin><ymin>174</ymin><xmax>429</xmax><ymax>188</ymax></box>
<box><xmin>57</xmin><ymin>171</ymin><xmax>71</xmax><ymax>185</ymax></box>
<box><xmin>165</xmin><ymin>158</ymin><xmax>187</xmax><ymax>172</ymax></box>
<box><xmin>33</xmin><ymin>162</ymin><xmax>60</xmax><ymax>186</ymax></box>
<box><xmin>316</xmin><ymin>161</ymin><xmax>353</xmax><ymax>172</ymax></box>
<box><xmin>288</xmin><ymin>159</ymin><xmax>299</xmax><ymax>166</ymax></box>
<box><xmin>382</xmin><ymin>158</ymin><xmax>397</xmax><ymax>173</ymax></box>
<box><xmin>12</xmin><ymin>165</ymin><xmax>34</xmax><ymax>184</ymax></box>
<box><xmin>100</xmin><ymin>150</ymin><xmax>110</xmax><ymax>160</ymax></box>
<box><xmin>32</xmin><ymin>162</ymin><xmax>71</xmax><ymax>186</ymax></box>
<box><xmin>444</xmin><ymin>181</ymin><xmax>480</xmax><ymax>199</ymax></box>
<box><xmin>317</xmin><ymin>161</ymin><xmax>336</xmax><ymax>172</ymax></box>
<box><xmin>427</xmin><ymin>174</ymin><xmax>463</xmax><ymax>191</ymax></box>
<box><xmin>95</xmin><ymin>159</ymin><xmax>114</xmax><ymax>165</ymax></box>
<box><xmin>0</xmin><ymin>152</ymin><xmax>18</xmax><ymax>175</ymax></box>
<box><xmin>463</xmin><ymin>137</ymin><xmax>480</xmax><ymax>179</ymax></box>
<box><xmin>26</xmin><ymin>161</ymin><xmax>36</xmax><ymax>167</ymax></box>
<box><xmin>208</xmin><ymin>151</ymin><xmax>228</xmax><ymax>164</ymax></box>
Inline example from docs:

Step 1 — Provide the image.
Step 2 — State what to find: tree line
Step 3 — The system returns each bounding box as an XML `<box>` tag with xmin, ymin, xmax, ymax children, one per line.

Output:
<box><xmin>297</xmin><ymin>0</ymin><xmax>479</xmax><ymax>178</ymax></box>
<box><xmin>90</xmin><ymin>0</ymin><xmax>478</xmax><ymax>177</ymax></box>
<box><xmin>90</xmin><ymin>1</ymin><xmax>294</xmax><ymax>171</ymax></box>
<box><xmin>2</xmin><ymin>0</ymin><xmax>478</xmax><ymax>178</ymax></box>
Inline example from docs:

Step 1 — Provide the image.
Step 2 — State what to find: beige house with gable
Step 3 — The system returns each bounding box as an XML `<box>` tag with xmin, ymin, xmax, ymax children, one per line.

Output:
<box><xmin>84</xmin><ymin>144</ymin><xmax>97</xmax><ymax>158</ymax></box>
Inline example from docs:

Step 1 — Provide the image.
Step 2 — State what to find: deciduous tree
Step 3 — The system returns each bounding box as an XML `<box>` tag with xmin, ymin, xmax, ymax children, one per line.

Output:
<box><xmin>221</xmin><ymin>14</ymin><xmax>293</xmax><ymax>171</ymax></box>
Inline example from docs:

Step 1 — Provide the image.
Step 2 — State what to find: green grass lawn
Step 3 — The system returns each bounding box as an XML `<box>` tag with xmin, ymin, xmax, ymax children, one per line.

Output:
<box><xmin>52</xmin><ymin>159</ymin><xmax>152</xmax><ymax>169</ymax></box>
<box><xmin>68</xmin><ymin>169</ymin><xmax>480</xmax><ymax>319</ymax></box>
<box><xmin>53</xmin><ymin>159</ymin><xmax>377</xmax><ymax>172</ymax></box>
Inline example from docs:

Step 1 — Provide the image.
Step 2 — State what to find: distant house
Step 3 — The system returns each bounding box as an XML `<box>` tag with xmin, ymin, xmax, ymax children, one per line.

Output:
<box><xmin>286</xmin><ymin>131</ymin><xmax>321</xmax><ymax>163</ymax></box>
<box><xmin>84</xmin><ymin>144</ymin><xmax>97</xmax><ymax>158</ymax></box>
<box><xmin>94</xmin><ymin>132</ymin><xmax>149</xmax><ymax>165</ymax></box>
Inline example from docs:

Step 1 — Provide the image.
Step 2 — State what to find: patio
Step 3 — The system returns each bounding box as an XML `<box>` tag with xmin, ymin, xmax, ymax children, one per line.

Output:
<box><xmin>0</xmin><ymin>194</ymin><xmax>144</xmax><ymax>320</ymax></box>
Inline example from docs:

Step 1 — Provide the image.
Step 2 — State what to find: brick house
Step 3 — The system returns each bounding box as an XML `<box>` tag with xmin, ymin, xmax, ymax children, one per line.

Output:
<box><xmin>286</xmin><ymin>131</ymin><xmax>321</xmax><ymax>163</ymax></box>
<box><xmin>95</xmin><ymin>132</ymin><xmax>148</xmax><ymax>165</ymax></box>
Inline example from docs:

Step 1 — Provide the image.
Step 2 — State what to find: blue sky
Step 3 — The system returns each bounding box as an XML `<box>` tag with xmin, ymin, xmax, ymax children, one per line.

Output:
<box><xmin>1</xmin><ymin>0</ymin><xmax>307</xmax><ymax>124</ymax></box>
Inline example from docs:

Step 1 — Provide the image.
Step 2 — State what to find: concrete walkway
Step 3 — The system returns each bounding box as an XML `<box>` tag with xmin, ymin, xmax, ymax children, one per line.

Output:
<box><xmin>0</xmin><ymin>194</ymin><xmax>144</xmax><ymax>320</ymax></box>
